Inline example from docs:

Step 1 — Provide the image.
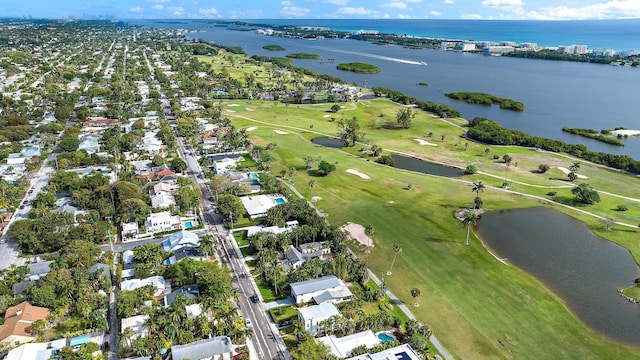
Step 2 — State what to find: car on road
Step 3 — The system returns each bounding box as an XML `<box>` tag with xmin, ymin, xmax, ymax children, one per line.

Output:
<box><xmin>244</xmin><ymin>319</ymin><xmax>252</xmax><ymax>328</ymax></box>
<box><xmin>250</xmin><ymin>294</ymin><xmax>260</xmax><ymax>303</ymax></box>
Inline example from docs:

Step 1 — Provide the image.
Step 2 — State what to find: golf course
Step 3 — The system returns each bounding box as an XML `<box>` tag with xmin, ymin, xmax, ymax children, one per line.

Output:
<box><xmin>196</xmin><ymin>52</ymin><xmax>640</xmax><ymax>359</ymax></box>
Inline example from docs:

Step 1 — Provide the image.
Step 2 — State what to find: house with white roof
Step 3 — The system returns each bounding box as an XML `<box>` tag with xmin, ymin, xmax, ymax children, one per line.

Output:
<box><xmin>5</xmin><ymin>338</ymin><xmax>66</xmax><ymax>360</ymax></box>
<box><xmin>213</xmin><ymin>157</ymin><xmax>241</xmax><ymax>175</ymax></box>
<box><xmin>319</xmin><ymin>330</ymin><xmax>381</xmax><ymax>358</ymax></box>
<box><xmin>170</xmin><ymin>336</ymin><xmax>234</xmax><ymax>360</ymax></box>
<box><xmin>151</xmin><ymin>193</ymin><xmax>176</xmax><ymax>209</ymax></box>
<box><xmin>151</xmin><ymin>182</ymin><xmax>179</xmax><ymax>196</ymax></box>
<box><xmin>120</xmin><ymin>276</ymin><xmax>168</xmax><ymax>297</ymax></box>
<box><xmin>145</xmin><ymin>211</ymin><xmax>181</xmax><ymax>233</ymax></box>
<box><xmin>239</xmin><ymin>194</ymin><xmax>287</xmax><ymax>219</ymax></box>
<box><xmin>162</xmin><ymin>230</ymin><xmax>199</xmax><ymax>252</ymax></box>
<box><xmin>290</xmin><ymin>275</ymin><xmax>355</xmax><ymax>305</ymax></box>
<box><xmin>298</xmin><ymin>303</ymin><xmax>341</xmax><ymax>336</ymax></box>
<box><xmin>78</xmin><ymin>135</ymin><xmax>100</xmax><ymax>154</ymax></box>
<box><xmin>121</xmin><ymin>315</ymin><xmax>149</xmax><ymax>340</ymax></box>
<box><xmin>121</xmin><ymin>222</ymin><xmax>139</xmax><ymax>240</ymax></box>
<box><xmin>346</xmin><ymin>344</ymin><xmax>421</xmax><ymax>360</ymax></box>
<box><xmin>6</xmin><ymin>153</ymin><xmax>26</xmax><ymax>165</ymax></box>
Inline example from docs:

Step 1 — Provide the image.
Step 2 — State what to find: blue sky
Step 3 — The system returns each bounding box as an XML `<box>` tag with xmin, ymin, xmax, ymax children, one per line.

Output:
<box><xmin>2</xmin><ymin>0</ymin><xmax>640</xmax><ymax>20</ymax></box>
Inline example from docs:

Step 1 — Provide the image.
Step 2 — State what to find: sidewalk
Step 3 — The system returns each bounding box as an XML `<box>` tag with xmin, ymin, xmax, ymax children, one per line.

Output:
<box><xmin>368</xmin><ymin>270</ymin><xmax>453</xmax><ymax>360</ymax></box>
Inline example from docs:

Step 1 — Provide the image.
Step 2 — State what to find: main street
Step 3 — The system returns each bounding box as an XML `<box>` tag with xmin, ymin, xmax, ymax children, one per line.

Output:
<box><xmin>163</xmin><ymin>100</ymin><xmax>290</xmax><ymax>359</ymax></box>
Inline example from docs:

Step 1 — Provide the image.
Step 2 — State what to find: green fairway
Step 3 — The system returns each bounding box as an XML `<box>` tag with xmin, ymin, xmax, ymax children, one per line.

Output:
<box><xmin>239</xmin><ymin>124</ymin><xmax>640</xmax><ymax>360</ymax></box>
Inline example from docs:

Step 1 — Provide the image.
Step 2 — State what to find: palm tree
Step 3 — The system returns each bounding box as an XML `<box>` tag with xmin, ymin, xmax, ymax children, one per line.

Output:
<box><xmin>308</xmin><ymin>180</ymin><xmax>316</xmax><ymax>199</ymax></box>
<box><xmin>463</xmin><ymin>211</ymin><xmax>479</xmax><ymax>246</ymax></box>
<box><xmin>411</xmin><ymin>288</ymin><xmax>421</xmax><ymax>307</ymax></box>
<box><xmin>568</xmin><ymin>162</ymin><xmax>581</xmax><ymax>173</ymax></box>
<box><xmin>364</xmin><ymin>225</ymin><xmax>374</xmax><ymax>267</ymax></box>
<box><xmin>199</xmin><ymin>235</ymin><xmax>215</xmax><ymax>260</ymax></box>
<box><xmin>387</xmin><ymin>244</ymin><xmax>402</xmax><ymax>275</ymax></box>
<box><xmin>471</xmin><ymin>181</ymin><xmax>485</xmax><ymax>198</ymax></box>
<box><xmin>509</xmin><ymin>161</ymin><xmax>519</xmax><ymax>187</ymax></box>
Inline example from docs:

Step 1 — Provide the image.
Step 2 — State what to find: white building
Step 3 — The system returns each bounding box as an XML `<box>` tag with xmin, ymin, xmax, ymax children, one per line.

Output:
<box><xmin>162</xmin><ymin>230</ymin><xmax>200</xmax><ymax>252</ymax></box>
<box><xmin>483</xmin><ymin>46</ymin><xmax>514</xmax><ymax>56</ymax></box>
<box><xmin>319</xmin><ymin>330</ymin><xmax>380</xmax><ymax>358</ymax></box>
<box><xmin>461</xmin><ymin>43</ymin><xmax>476</xmax><ymax>51</ymax></box>
<box><xmin>290</xmin><ymin>275</ymin><xmax>354</xmax><ymax>305</ymax></box>
<box><xmin>298</xmin><ymin>303</ymin><xmax>341</xmax><ymax>336</ymax></box>
<box><xmin>121</xmin><ymin>222</ymin><xmax>139</xmax><ymax>239</ymax></box>
<box><xmin>120</xmin><ymin>276</ymin><xmax>168</xmax><ymax>297</ymax></box>
<box><xmin>151</xmin><ymin>193</ymin><xmax>176</xmax><ymax>209</ymax></box>
<box><xmin>145</xmin><ymin>211</ymin><xmax>181</xmax><ymax>233</ymax></box>
<box><xmin>213</xmin><ymin>157</ymin><xmax>241</xmax><ymax>175</ymax></box>
<box><xmin>239</xmin><ymin>194</ymin><xmax>287</xmax><ymax>219</ymax></box>
<box><xmin>121</xmin><ymin>315</ymin><xmax>149</xmax><ymax>340</ymax></box>
<box><xmin>593</xmin><ymin>48</ymin><xmax>615</xmax><ymax>57</ymax></box>
<box><xmin>347</xmin><ymin>344</ymin><xmax>422</xmax><ymax>360</ymax></box>
<box><xmin>558</xmin><ymin>44</ymin><xmax>588</xmax><ymax>55</ymax></box>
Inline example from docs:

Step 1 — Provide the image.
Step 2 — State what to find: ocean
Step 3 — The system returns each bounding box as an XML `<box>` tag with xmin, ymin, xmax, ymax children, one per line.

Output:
<box><xmin>239</xmin><ymin>19</ymin><xmax>640</xmax><ymax>51</ymax></box>
<box><xmin>132</xmin><ymin>19</ymin><xmax>640</xmax><ymax>159</ymax></box>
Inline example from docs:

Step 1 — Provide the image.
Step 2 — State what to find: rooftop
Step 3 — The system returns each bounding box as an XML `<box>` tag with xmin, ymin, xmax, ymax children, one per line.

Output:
<box><xmin>170</xmin><ymin>336</ymin><xmax>233</xmax><ymax>360</ymax></box>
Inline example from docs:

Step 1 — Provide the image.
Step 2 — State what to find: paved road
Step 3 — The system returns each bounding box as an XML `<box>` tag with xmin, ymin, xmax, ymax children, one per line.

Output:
<box><xmin>0</xmin><ymin>116</ymin><xmax>76</xmax><ymax>270</ymax></box>
<box><xmin>158</xmin><ymin>92</ymin><xmax>289</xmax><ymax>359</ymax></box>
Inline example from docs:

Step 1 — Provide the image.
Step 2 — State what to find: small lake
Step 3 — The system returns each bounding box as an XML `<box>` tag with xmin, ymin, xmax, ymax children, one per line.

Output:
<box><xmin>476</xmin><ymin>207</ymin><xmax>640</xmax><ymax>347</ymax></box>
<box><xmin>312</xmin><ymin>136</ymin><xmax>345</xmax><ymax>148</ymax></box>
<box><xmin>391</xmin><ymin>154</ymin><xmax>464</xmax><ymax>177</ymax></box>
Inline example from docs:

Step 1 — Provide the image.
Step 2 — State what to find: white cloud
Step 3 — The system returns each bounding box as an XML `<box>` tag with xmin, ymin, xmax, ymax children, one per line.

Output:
<box><xmin>281</xmin><ymin>6</ymin><xmax>311</xmax><ymax>16</ymax></box>
<box><xmin>396</xmin><ymin>13</ymin><xmax>416</xmax><ymax>18</ymax></box>
<box><xmin>430</xmin><ymin>10</ymin><xmax>442</xmax><ymax>16</ymax></box>
<box><xmin>281</xmin><ymin>1</ymin><xmax>292</xmax><ymax>5</ymax></box>
<box><xmin>129</xmin><ymin>7</ymin><xmax>144</xmax><ymax>13</ymax></box>
<box><xmin>383</xmin><ymin>1</ymin><xmax>408</xmax><ymax>9</ymax></box>
<box><xmin>406</xmin><ymin>0</ymin><xmax>423</xmax><ymax>3</ymax></box>
<box><xmin>481</xmin><ymin>0</ymin><xmax>523</xmax><ymax>6</ymax></box>
<box><xmin>462</xmin><ymin>13</ymin><xmax>482</xmax><ymax>19</ymax></box>
<box><xmin>167</xmin><ymin>6</ymin><xmax>184</xmax><ymax>16</ymax></box>
<box><xmin>336</xmin><ymin>7</ymin><xmax>373</xmax><ymax>15</ymax></box>
<box><xmin>444</xmin><ymin>0</ymin><xmax>454</xmax><ymax>3</ymax></box>
<box><xmin>326</xmin><ymin>0</ymin><xmax>350</xmax><ymax>5</ymax></box>
<box><xmin>527</xmin><ymin>0</ymin><xmax>640</xmax><ymax>20</ymax></box>
<box><xmin>152</xmin><ymin>5</ymin><xmax>163</xmax><ymax>10</ymax></box>
<box><xmin>199</xmin><ymin>8</ymin><xmax>219</xmax><ymax>17</ymax></box>
<box><xmin>148</xmin><ymin>0</ymin><xmax>170</xmax><ymax>2</ymax></box>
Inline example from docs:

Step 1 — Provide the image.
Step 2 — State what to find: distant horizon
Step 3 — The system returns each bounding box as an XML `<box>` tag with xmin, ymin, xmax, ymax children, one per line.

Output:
<box><xmin>3</xmin><ymin>17</ymin><xmax>640</xmax><ymax>22</ymax></box>
<box><xmin>1</xmin><ymin>0</ymin><xmax>640</xmax><ymax>21</ymax></box>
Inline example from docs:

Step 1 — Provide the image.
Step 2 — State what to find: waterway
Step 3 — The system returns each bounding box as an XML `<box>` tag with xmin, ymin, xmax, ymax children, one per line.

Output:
<box><xmin>475</xmin><ymin>207</ymin><xmax>640</xmax><ymax>347</ymax></box>
<box><xmin>162</xmin><ymin>23</ymin><xmax>640</xmax><ymax>159</ymax></box>
<box><xmin>311</xmin><ymin>136</ymin><xmax>344</xmax><ymax>148</ymax></box>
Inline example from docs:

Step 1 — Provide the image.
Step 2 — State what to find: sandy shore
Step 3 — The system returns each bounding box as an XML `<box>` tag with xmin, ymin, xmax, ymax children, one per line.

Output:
<box><xmin>246</xmin><ymin>127</ymin><xmax>257</xmax><ymax>131</ymax></box>
<box><xmin>273</xmin><ymin>130</ymin><xmax>289</xmax><ymax>135</ymax></box>
<box><xmin>610</xmin><ymin>129</ymin><xmax>640</xmax><ymax>136</ymax></box>
<box><xmin>557</xmin><ymin>166</ymin><xmax>588</xmax><ymax>179</ymax></box>
<box><xmin>414</xmin><ymin>138</ymin><xmax>438</xmax><ymax>146</ymax></box>
<box><xmin>342</xmin><ymin>223</ymin><xmax>374</xmax><ymax>247</ymax></box>
<box><xmin>346</xmin><ymin>169</ymin><xmax>371</xmax><ymax>179</ymax></box>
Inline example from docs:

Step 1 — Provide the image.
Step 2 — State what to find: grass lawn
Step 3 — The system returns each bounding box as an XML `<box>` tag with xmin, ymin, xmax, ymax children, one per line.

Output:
<box><xmin>622</xmin><ymin>285</ymin><xmax>640</xmax><ymax>302</ymax></box>
<box><xmin>233</xmin><ymin>230</ymin><xmax>250</xmax><ymax>247</ymax></box>
<box><xmin>252</xmin><ymin>275</ymin><xmax>289</xmax><ymax>303</ymax></box>
<box><xmin>269</xmin><ymin>305</ymin><xmax>299</xmax><ymax>323</ymax></box>
<box><xmin>241</xmin><ymin>124</ymin><xmax>640</xmax><ymax>360</ymax></box>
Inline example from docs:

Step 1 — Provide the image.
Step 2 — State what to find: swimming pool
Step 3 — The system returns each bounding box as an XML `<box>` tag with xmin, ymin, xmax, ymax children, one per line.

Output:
<box><xmin>250</xmin><ymin>173</ymin><xmax>259</xmax><ymax>180</ymax></box>
<box><xmin>377</xmin><ymin>333</ymin><xmax>394</xmax><ymax>342</ymax></box>
<box><xmin>184</xmin><ymin>221</ymin><xmax>193</xmax><ymax>229</ymax></box>
<box><xmin>274</xmin><ymin>197</ymin><xmax>286</xmax><ymax>204</ymax></box>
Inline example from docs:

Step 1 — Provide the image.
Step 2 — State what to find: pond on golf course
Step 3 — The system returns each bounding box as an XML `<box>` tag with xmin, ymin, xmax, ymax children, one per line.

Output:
<box><xmin>475</xmin><ymin>207</ymin><xmax>640</xmax><ymax>347</ymax></box>
<box><xmin>312</xmin><ymin>136</ymin><xmax>345</xmax><ymax>148</ymax></box>
<box><xmin>391</xmin><ymin>154</ymin><xmax>464</xmax><ymax>178</ymax></box>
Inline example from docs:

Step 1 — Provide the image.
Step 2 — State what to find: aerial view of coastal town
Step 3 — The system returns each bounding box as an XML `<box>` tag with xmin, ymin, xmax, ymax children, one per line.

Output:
<box><xmin>0</xmin><ymin>1</ymin><xmax>638</xmax><ymax>360</ymax></box>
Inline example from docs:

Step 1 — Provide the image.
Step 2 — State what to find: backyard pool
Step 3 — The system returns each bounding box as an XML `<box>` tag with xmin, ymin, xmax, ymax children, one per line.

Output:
<box><xmin>250</xmin><ymin>173</ymin><xmax>259</xmax><ymax>180</ymax></box>
<box><xmin>184</xmin><ymin>221</ymin><xmax>193</xmax><ymax>229</ymax></box>
<box><xmin>377</xmin><ymin>333</ymin><xmax>394</xmax><ymax>342</ymax></box>
<box><xmin>274</xmin><ymin>197</ymin><xmax>286</xmax><ymax>205</ymax></box>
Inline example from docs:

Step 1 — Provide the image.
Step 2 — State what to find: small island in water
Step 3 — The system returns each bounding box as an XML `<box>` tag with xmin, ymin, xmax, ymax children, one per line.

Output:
<box><xmin>562</xmin><ymin>127</ymin><xmax>624</xmax><ymax>146</ymax></box>
<box><xmin>262</xmin><ymin>45</ymin><xmax>286</xmax><ymax>51</ymax></box>
<box><xmin>286</xmin><ymin>52</ymin><xmax>322</xmax><ymax>60</ymax></box>
<box><xmin>445</xmin><ymin>91</ymin><xmax>525</xmax><ymax>112</ymax></box>
<box><xmin>336</xmin><ymin>62</ymin><xmax>381</xmax><ymax>74</ymax></box>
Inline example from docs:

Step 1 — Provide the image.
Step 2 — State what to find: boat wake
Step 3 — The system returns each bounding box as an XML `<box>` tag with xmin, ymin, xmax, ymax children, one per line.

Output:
<box><xmin>302</xmin><ymin>43</ymin><xmax>424</xmax><ymax>66</ymax></box>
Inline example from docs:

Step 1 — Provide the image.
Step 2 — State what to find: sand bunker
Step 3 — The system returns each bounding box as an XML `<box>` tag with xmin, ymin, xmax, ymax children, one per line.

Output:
<box><xmin>557</xmin><ymin>166</ymin><xmax>588</xmax><ymax>179</ymax></box>
<box><xmin>273</xmin><ymin>130</ymin><xmax>289</xmax><ymax>135</ymax></box>
<box><xmin>226</xmin><ymin>109</ymin><xmax>236</xmax><ymax>113</ymax></box>
<box><xmin>311</xmin><ymin>196</ymin><xmax>322</xmax><ymax>202</ymax></box>
<box><xmin>346</xmin><ymin>169</ymin><xmax>371</xmax><ymax>179</ymax></box>
<box><xmin>227</xmin><ymin>103</ymin><xmax>241</xmax><ymax>107</ymax></box>
<box><xmin>342</xmin><ymin>223</ymin><xmax>374</xmax><ymax>247</ymax></box>
<box><xmin>246</xmin><ymin>107</ymin><xmax>254</xmax><ymax>112</ymax></box>
<box><xmin>323</xmin><ymin>114</ymin><xmax>332</xmax><ymax>118</ymax></box>
<box><xmin>414</xmin><ymin>139</ymin><xmax>438</xmax><ymax>146</ymax></box>
<box><xmin>610</xmin><ymin>129</ymin><xmax>640</xmax><ymax>136</ymax></box>
<box><xmin>246</xmin><ymin>127</ymin><xmax>258</xmax><ymax>131</ymax></box>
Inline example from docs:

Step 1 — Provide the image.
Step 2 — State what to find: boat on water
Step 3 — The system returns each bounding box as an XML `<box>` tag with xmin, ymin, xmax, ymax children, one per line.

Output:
<box><xmin>420</xmin><ymin>61</ymin><xmax>428</xmax><ymax>66</ymax></box>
